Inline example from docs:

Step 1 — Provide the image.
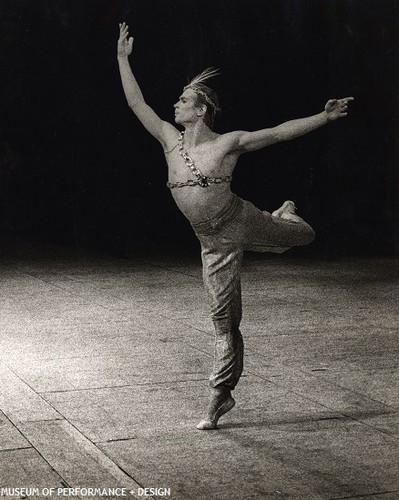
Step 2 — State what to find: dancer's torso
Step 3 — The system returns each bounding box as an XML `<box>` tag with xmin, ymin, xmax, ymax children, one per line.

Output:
<box><xmin>164</xmin><ymin>134</ymin><xmax>239</xmax><ymax>224</ymax></box>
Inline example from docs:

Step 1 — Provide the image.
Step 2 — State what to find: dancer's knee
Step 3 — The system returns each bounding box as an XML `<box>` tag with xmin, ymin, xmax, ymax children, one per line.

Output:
<box><xmin>301</xmin><ymin>225</ymin><xmax>316</xmax><ymax>245</ymax></box>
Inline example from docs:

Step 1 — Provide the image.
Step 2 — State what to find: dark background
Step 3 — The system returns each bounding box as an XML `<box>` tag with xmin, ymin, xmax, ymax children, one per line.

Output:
<box><xmin>1</xmin><ymin>0</ymin><xmax>398</xmax><ymax>256</ymax></box>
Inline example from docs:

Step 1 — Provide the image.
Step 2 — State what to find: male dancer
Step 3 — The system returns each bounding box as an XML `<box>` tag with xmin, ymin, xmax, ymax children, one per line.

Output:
<box><xmin>117</xmin><ymin>22</ymin><xmax>353</xmax><ymax>430</ymax></box>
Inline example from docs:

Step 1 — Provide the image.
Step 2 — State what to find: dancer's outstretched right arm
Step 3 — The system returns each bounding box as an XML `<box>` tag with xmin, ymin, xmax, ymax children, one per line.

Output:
<box><xmin>117</xmin><ymin>22</ymin><xmax>175</xmax><ymax>146</ymax></box>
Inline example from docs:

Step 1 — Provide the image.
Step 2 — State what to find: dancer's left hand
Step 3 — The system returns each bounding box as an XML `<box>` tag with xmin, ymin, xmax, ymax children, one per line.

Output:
<box><xmin>325</xmin><ymin>97</ymin><xmax>354</xmax><ymax>121</ymax></box>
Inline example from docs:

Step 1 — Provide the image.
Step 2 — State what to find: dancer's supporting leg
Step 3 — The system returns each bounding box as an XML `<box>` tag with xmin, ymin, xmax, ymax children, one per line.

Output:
<box><xmin>196</xmin><ymin>232</ymin><xmax>244</xmax><ymax>430</ymax></box>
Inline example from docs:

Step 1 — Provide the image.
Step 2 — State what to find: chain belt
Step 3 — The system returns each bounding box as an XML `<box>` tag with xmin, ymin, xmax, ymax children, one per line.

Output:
<box><xmin>167</xmin><ymin>175</ymin><xmax>232</xmax><ymax>189</ymax></box>
<box><xmin>169</xmin><ymin>131</ymin><xmax>232</xmax><ymax>189</ymax></box>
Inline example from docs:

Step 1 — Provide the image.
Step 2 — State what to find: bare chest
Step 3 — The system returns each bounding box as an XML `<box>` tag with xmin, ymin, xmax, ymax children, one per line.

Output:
<box><xmin>165</xmin><ymin>143</ymin><xmax>237</xmax><ymax>181</ymax></box>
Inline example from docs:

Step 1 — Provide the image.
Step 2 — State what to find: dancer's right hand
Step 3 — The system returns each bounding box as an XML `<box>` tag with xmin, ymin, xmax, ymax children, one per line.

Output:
<box><xmin>117</xmin><ymin>22</ymin><xmax>134</xmax><ymax>58</ymax></box>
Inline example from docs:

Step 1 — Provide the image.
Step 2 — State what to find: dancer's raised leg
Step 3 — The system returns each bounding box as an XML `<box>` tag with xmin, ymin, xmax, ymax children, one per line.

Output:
<box><xmin>271</xmin><ymin>200</ymin><xmax>304</xmax><ymax>223</ymax></box>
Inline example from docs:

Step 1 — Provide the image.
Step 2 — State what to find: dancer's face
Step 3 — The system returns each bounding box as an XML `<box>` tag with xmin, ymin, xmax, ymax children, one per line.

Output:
<box><xmin>174</xmin><ymin>89</ymin><xmax>204</xmax><ymax>125</ymax></box>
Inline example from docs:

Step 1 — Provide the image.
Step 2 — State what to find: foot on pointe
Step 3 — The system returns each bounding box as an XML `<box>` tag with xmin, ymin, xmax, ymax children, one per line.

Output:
<box><xmin>196</xmin><ymin>396</ymin><xmax>236</xmax><ymax>430</ymax></box>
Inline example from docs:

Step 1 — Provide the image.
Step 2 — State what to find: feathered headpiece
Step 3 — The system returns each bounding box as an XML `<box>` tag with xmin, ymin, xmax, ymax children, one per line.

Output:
<box><xmin>184</xmin><ymin>67</ymin><xmax>221</xmax><ymax>111</ymax></box>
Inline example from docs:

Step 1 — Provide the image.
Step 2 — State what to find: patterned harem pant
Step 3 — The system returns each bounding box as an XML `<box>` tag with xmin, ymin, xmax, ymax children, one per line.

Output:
<box><xmin>191</xmin><ymin>194</ymin><xmax>315</xmax><ymax>389</ymax></box>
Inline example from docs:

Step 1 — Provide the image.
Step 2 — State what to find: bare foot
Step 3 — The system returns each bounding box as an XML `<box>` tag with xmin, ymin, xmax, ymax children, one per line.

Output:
<box><xmin>196</xmin><ymin>390</ymin><xmax>235</xmax><ymax>430</ymax></box>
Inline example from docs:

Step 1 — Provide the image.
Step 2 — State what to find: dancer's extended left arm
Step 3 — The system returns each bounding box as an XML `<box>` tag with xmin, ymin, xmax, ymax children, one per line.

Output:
<box><xmin>236</xmin><ymin>97</ymin><xmax>354</xmax><ymax>152</ymax></box>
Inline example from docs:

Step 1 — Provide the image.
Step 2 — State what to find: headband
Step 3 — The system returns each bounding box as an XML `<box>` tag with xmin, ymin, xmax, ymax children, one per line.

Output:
<box><xmin>183</xmin><ymin>67</ymin><xmax>221</xmax><ymax>111</ymax></box>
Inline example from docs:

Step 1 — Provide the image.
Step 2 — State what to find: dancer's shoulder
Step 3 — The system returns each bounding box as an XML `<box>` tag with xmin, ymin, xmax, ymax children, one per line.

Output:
<box><xmin>213</xmin><ymin>131</ymin><xmax>243</xmax><ymax>154</ymax></box>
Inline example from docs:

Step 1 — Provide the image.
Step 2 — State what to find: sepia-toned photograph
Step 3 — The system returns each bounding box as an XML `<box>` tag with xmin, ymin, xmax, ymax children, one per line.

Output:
<box><xmin>0</xmin><ymin>1</ymin><xmax>398</xmax><ymax>499</ymax></box>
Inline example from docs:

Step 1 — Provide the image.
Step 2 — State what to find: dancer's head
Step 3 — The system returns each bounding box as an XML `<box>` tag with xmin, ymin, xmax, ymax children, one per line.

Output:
<box><xmin>174</xmin><ymin>68</ymin><xmax>220</xmax><ymax>129</ymax></box>
<box><xmin>187</xmin><ymin>83</ymin><xmax>220</xmax><ymax>129</ymax></box>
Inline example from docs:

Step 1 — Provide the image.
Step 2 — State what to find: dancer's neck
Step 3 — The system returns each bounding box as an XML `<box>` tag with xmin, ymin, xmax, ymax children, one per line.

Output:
<box><xmin>182</xmin><ymin>122</ymin><xmax>216</xmax><ymax>148</ymax></box>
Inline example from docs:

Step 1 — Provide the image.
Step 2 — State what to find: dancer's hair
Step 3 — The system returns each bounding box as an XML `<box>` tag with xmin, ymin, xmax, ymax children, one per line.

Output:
<box><xmin>184</xmin><ymin>68</ymin><xmax>221</xmax><ymax>129</ymax></box>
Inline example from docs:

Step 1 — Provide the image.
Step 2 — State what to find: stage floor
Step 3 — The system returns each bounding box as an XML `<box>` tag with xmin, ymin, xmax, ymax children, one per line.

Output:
<box><xmin>0</xmin><ymin>239</ymin><xmax>398</xmax><ymax>500</ymax></box>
